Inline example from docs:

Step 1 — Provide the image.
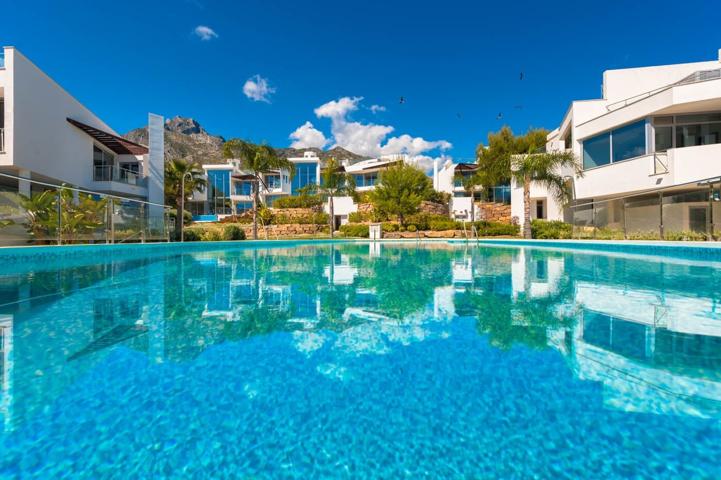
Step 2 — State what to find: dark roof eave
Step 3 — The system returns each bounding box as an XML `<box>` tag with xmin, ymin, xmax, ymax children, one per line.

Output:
<box><xmin>67</xmin><ymin>118</ymin><xmax>149</xmax><ymax>155</ymax></box>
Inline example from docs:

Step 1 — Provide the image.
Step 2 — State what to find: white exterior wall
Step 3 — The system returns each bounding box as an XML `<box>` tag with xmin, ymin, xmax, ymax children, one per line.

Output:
<box><xmin>0</xmin><ymin>47</ymin><xmax>155</xmax><ymax>200</ymax></box>
<box><xmin>520</xmin><ymin>50</ymin><xmax>721</xmax><ymax>228</ymax></box>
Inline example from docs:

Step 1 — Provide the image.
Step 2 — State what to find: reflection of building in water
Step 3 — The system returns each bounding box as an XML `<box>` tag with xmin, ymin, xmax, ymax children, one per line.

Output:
<box><xmin>324</xmin><ymin>253</ymin><xmax>358</xmax><ymax>285</ymax></box>
<box><xmin>0</xmin><ymin>315</ymin><xmax>12</xmax><ymax>432</ymax></box>
<box><xmin>506</xmin><ymin>250</ymin><xmax>721</xmax><ymax>419</ymax></box>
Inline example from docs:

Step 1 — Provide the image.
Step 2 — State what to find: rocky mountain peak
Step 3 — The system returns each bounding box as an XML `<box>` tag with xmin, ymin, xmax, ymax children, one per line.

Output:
<box><xmin>165</xmin><ymin>116</ymin><xmax>207</xmax><ymax>136</ymax></box>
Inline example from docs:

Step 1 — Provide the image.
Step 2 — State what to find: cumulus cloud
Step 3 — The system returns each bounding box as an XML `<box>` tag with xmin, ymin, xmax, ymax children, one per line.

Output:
<box><xmin>243</xmin><ymin>75</ymin><xmax>275</xmax><ymax>103</ymax></box>
<box><xmin>289</xmin><ymin>121</ymin><xmax>328</xmax><ymax>149</ymax></box>
<box><xmin>300</xmin><ymin>96</ymin><xmax>452</xmax><ymax>171</ymax></box>
<box><xmin>193</xmin><ymin>25</ymin><xmax>218</xmax><ymax>41</ymax></box>
<box><xmin>370</xmin><ymin>104</ymin><xmax>386</xmax><ymax>114</ymax></box>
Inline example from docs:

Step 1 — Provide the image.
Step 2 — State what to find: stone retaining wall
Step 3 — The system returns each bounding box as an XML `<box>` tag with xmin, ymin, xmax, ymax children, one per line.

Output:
<box><xmin>240</xmin><ymin>223</ymin><xmax>326</xmax><ymax>237</ymax></box>
<box><xmin>475</xmin><ymin>202</ymin><xmax>513</xmax><ymax>223</ymax></box>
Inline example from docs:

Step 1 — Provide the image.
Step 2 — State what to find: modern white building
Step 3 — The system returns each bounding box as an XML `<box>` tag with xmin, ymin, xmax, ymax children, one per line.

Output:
<box><xmin>191</xmin><ymin>151</ymin><xmax>405</xmax><ymax>227</ymax></box>
<box><xmin>512</xmin><ymin>49</ymin><xmax>721</xmax><ymax>234</ymax></box>
<box><xmin>434</xmin><ymin>159</ymin><xmax>511</xmax><ymax>221</ymax></box>
<box><xmin>0</xmin><ymin>46</ymin><xmax>164</xmax><ymax>205</ymax></box>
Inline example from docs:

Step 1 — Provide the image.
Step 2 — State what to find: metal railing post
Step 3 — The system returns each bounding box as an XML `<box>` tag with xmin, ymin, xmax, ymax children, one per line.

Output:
<box><xmin>110</xmin><ymin>200</ymin><xmax>115</xmax><ymax>244</ymax></box>
<box><xmin>140</xmin><ymin>203</ymin><xmax>146</xmax><ymax>244</ymax></box>
<box><xmin>622</xmin><ymin>199</ymin><xmax>628</xmax><ymax>240</ymax></box>
<box><xmin>105</xmin><ymin>200</ymin><xmax>110</xmax><ymax>244</ymax></box>
<box><xmin>658</xmin><ymin>192</ymin><xmax>664</xmax><ymax>239</ymax></box>
<box><xmin>56</xmin><ymin>190</ymin><xmax>62</xmax><ymax>246</ymax></box>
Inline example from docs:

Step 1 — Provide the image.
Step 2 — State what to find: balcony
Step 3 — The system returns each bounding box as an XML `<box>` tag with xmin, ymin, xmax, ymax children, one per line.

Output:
<box><xmin>93</xmin><ymin>165</ymin><xmax>142</xmax><ymax>186</ymax></box>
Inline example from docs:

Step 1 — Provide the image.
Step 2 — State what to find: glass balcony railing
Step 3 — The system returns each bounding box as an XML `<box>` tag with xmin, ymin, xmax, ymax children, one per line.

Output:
<box><xmin>0</xmin><ymin>128</ymin><xmax>4</xmax><ymax>153</ymax></box>
<box><xmin>93</xmin><ymin>165</ymin><xmax>140</xmax><ymax>186</ymax></box>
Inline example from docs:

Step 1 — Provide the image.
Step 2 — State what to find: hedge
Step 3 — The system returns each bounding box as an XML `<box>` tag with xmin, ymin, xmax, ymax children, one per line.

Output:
<box><xmin>531</xmin><ymin>220</ymin><xmax>572</xmax><ymax>239</ymax></box>
<box><xmin>339</xmin><ymin>224</ymin><xmax>369</xmax><ymax>238</ymax></box>
<box><xmin>272</xmin><ymin>195</ymin><xmax>323</xmax><ymax>208</ymax></box>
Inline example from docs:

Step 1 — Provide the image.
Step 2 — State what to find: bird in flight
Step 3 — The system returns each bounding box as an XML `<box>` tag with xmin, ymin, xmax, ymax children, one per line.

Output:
<box><xmin>496</xmin><ymin>112</ymin><xmax>503</xmax><ymax>120</ymax></box>
<box><xmin>519</xmin><ymin>72</ymin><xmax>524</xmax><ymax>80</ymax></box>
<box><xmin>514</xmin><ymin>105</ymin><xmax>523</xmax><ymax>110</ymax></box>
<box><xmin>456</xmin><ymin>113</ymin><xmax>462</xmax><ymax>119</ymax></box>
<box><xmin>399</xmin><ymin>96</ymin><xmax>406</xmax><ymax>104</ymax></box>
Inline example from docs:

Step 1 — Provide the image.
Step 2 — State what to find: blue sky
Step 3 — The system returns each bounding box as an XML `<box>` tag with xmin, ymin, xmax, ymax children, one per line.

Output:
<box><xmin>3</xmin><ymin>0</ymin><xmax>720</xmax><ymax>167</ymax></box>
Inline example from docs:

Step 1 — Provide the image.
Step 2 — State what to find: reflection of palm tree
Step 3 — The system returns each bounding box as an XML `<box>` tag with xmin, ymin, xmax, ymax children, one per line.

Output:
<box><xmin>467</xmin><ymin>263</ymin><xmax>577</xmax><ymax>350</ymax></box>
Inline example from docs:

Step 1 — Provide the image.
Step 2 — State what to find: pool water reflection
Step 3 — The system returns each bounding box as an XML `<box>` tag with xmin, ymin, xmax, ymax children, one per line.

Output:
<box><xmin>0</xmin><ymin>242</ymin><xmax>720</xmax><ymax>478</ymax></box>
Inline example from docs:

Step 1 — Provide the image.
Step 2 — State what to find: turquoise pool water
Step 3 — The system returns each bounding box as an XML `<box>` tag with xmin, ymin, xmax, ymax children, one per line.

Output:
<box><xmin>0</xmin><ymin>241</ymin><xmax>720</xmax><ymax>478</ymax></box>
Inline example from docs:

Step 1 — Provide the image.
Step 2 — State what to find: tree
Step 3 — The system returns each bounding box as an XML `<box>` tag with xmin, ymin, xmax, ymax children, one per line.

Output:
<box><xmin>512</xmin><ymin>148</ymin><xmax>580</xmax><ymax>239</ymax></box>
<box><xmin>307</xmin><ymin>157</ymin><xmax>355</xmax><ymax>238</ymax></box>
<box><xmin>165</xmin><ymin>159</ymin><xmax>207</xmax><ymax>241</ymax></box>
<box><xmin>475</xmin><ymin>127</ymin><xmax>579</xmax><ymax>238</ymax></box>
<box><xmin>223</xmin><ymin>140</ymin><xmax>295</xmax><ymax>240</ymax></box>
<box><xmin>371</xmin><ymin>162</ymin><xmax>433</xmax><ymax>225</ymax></box>
<box><xmin>454</xmin><ymin>170</ymin><xmax>484</xmax><ymax>221</ymax></box>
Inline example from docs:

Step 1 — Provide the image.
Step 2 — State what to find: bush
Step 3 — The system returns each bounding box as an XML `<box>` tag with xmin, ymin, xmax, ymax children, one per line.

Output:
<box><xmin>339</xmin><ymin>224</ymin><xmax>369</xmax><ymax>238</ymax></box>
<box><xmin>382</xmin><ymin>222</ymin><xmax>399</xmax><ymax>233</ymax></box>
<box><xmin>183</xmin><ymin>228</ymin><xmax>202</xmax><ymax>241</ymax></box>
<box><xmin>473</xmin><ymin>221</ymin><xmax>519</xmax><ymax>236</ymax></box>
<box><xmin>531</xmin><ymin>220</ymin><xmax>572</xmax><ymax>239</ymax></box>
<box><xmin>272</xmin><ymin>195</ymin><xmax>323</xmax><ymax>208</ymax></box>
<box><xmin>348</xmin><ymin>211</ymin><xmax>368</xmax><ymax>223</ymax></box>
<box><xmin>222</xmin><ymin>224</ymin><xmax>246</xmax><ymax>241</ymax></box>
<box><xmin>664</xmin><ymin>230</ymin><xmax>708</xmax><ymax>241</ymax></box>
<box><xmin>423</xmin><ymin>190</ymin><xmax>451</xmax><ymax>205</ymax></box>
<box><xmin>429</xmin><ymin>219</ymin><xmax>460</xmax><ymax>231</ymax></box>
<box><xmin>201</xmin><ymin>229</ymin><xmax>223</xmax><ymax>242</ymax></box>
<box><xmin>406</xmin><ymin>224</ymin><xmax>417</xmax><ymax>232</ymax></box>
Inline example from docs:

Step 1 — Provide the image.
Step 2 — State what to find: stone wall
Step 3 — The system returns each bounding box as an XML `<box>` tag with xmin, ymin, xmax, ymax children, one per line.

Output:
<box><xmin>357</xmin><ymin>201</ymin><xmax>448</xmax><ymax>217</ymax></box>
<box><xmin>475</xmin><ymin>202</ymin><xmax>513</xmax><ymax>224</ymax></box>
<box><xmin>270</xmin><ymin>207</ymin><xmax>321</xmax><ymax>220</ymax></box>
<box><xmin>419</xmin><ymin>201</ymin><xmax>448</xmax><ymax>216</ymax></box>
<box><xmin>240</xmin><ymin>223</ymin><xmax>326</xmax><ymax>237</ymax></box>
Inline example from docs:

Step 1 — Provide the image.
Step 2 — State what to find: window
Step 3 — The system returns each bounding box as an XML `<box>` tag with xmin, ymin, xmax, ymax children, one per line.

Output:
<box><xmin>653</xmin><ymin>113</ymin><xmax>721</xmax><ymax>150</ymax></box>
<box><xmin>535</xmin><ymin>199</ymin><xmax>545</xmax><ymax>219</ymax></box>
<box><xmin>266</xmin><ymin>175</ymin><xmax>281</xmax><ymax>189</ymax></box>
<box><xmin>291</xmin><ymin>163</ymin><xmax>317</xmax><ymax>194</ymax></box>
<box><xmin>234</xmin><ymin>181</ymin><xmax>252</xmax><ymax>196</ymax></box>
<box><xmin>582</xmin><ymin>132</ymin><xmax>610</xmax><ymax>169</ymax></box>
<box><xmin>582</xmin><ymin>120</ymin><xmax>647</xmax><ymax>169</ymax></box>
<box><xmin>612</xmin><ymin>121</ymin><xmax>646</xmax><ymax>162</ymax></box>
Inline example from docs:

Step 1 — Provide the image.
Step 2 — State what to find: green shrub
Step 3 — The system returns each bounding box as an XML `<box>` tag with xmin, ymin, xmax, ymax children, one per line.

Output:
<box><xmin>201</xmin><ymin>229</ymin><xmax>223</xmax><ymax>242</ymax></box>
<box><xmin>381</xmin><ymin>222</ymin><xmax>399</xmax><ymax>233</ymax></box>
<box><xmin>222</xmin><ymin>224</ymin><xmax>246</xmax><ymax>241</ymax></box>
<box><xmin>627</xmin><ymin>231</ymin><xmax>661</xmax><ymax>240</ymax></box>
<box><xmin>423</xmin><ymin>190</ymin><xmax>451</xmax><ymax>205</ymax></box>
<box><xmin>531</xmin><ymin>220</ymin><xmax>572</xmax><ymax>239</ymax></box>
<box><xmin>339</xmin><ymin>224</ymin><xmax>369</xmax><ymax>238</ymax></box>
<box><xmin>664</xmin><ymin>230</ymin><xmax>708</xmax><ymax>241</ymax></box>
<box><xmin>473</xmin><ymin>221</ymin><xmax>519</xmax><ymax>236</ymax></box>
<box><xmin>183</xmin><ymin>228</ymin><xmax>202</xmax><ymax>241</ymax></box>
<box><xmin>429</xmin><ymin>219</ymin><xmax>460</xmax><ymax>231</ymax></box>
<box><xmin>594</xmin><ymin>228</ymin><xmax>625</xmax><ymax>240</ymax></box>
<box><xmin>406</xmin><ymin>224</ymin><xmax>417</xmax><ymax>232</ymax></box>
<box><xmin>272</xmin><ymin>195</ymin><xmax>323</xmax><ymax>208</ymax></box>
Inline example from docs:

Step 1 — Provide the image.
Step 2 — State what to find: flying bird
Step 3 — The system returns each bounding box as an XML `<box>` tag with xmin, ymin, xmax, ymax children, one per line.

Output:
<box><xmin>456</xmin><ymin>113</ymin><xmax>462</xmax><ymax>119</ymax></box>
<box><xmin>399</xmin><ymin>96</ymin><xmax>406</xmax><ymax>104</ymax></box>
<box><xmin>519</xmin><ymin>72</ymin><xmax>524</xmax><ymax>80</ymax></box>
<box><xmin>496</xmin><ymin>112</ymin><xmax>503</xmax><ymax>120</ymax></box>
<box><xmin>514</xmin><ymin>105</ymin><xmax>524</xmax><ymax>110</ymax></box>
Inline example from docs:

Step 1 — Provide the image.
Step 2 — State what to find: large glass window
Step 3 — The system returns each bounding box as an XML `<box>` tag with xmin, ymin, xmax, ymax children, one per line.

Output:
<box><xmin>653</xmin><ymin>113</ymin><xmax>721</xmax><ymax>150</ymax></box>
<box><xmin>234</xmin><ymin>181</ymin><xmax>252</xmax><ymax>196</ymax></box>
<box><xmin>582</xmin><ymin>120</ymin><xmax>647</xmax><ymax>169</ymax></box>
<box><xmin>291</xmin><ymin>163</ymin><xmax>317</xmax><ymax>194</ymax></box>
<box><xmin>265</xmin><ymin>174</ymin><xmax>281</xmax><ymax>189</ymax></box>
<box><xmin>612</xmin><ymin>121</ymin><xmax>646</xmax><ymax>162</ymax></box>
<box><xmin>582</xmin><ymin>132</ymin><xmax>610</xmax><ymax>169</ymax></box>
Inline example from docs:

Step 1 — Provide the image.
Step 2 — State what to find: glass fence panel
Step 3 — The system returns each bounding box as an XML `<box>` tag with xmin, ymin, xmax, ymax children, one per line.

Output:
<box><xmin>714</xmin><ymin>187</ymin><xmax>721</xmax><ymax>238</ymax></box>
<box><xmin>625</xmin><ymin>196</ymin><xmax>660</xmax><ymax>239</ymax></box>
<box><xmin>662</xmin><ymin>190</ymin><xmax>710</xmax><ymax>239</ymax></box>
<box><xmin>0</xmin><ymin>173</ymin><xmax>169</xmax><ymax>246</ymax></box>
<box><xmin>593</xmin><ymin>199</ymin><xmax>625</xmax><ymax>239</ymax></box>
<box><xmin>572</xmin><ymin>204</ymin><xmax>593</xmax><ymax>238</ymax></box>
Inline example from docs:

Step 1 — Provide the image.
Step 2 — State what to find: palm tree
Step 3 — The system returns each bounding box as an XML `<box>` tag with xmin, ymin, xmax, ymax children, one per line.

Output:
<box><xmin>309</xmin><ymin>157</ymin><xmax>355</xmax><ymax>238</ymax></box>
<box><xmin>511</xmin><ymin>148</ymin><xmax>580</xmax><ymax>239</ymax></box>
<box><xmin>165</xmin><ymin>159</ymin><xmax>207</xmax><ymax>240</ymax></box>
<box><xmin>223</xmin><ymin>140</ymin><xmax>295</xmax><ymax>240</ymax></box>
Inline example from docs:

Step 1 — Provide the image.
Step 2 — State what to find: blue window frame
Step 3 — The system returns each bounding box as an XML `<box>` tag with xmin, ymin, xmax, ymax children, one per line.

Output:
<box><xmin>234</xmin><ymin>181</ymin><xmax>252</xmax><ymax>196</ymax></box>
<box><xmin>266</xmin><ymin>175</ymin><xmax>281</xmax><ymax>189</ymax></box>
<box><xmin>291</xmin><ymin>163</ymin><xmax>317</xmax><ymax>194</ymax></box>
<box><xmin>582</xmin><ymin>120</ymin><xmax>646</xmax><ymax>170</ymax></box>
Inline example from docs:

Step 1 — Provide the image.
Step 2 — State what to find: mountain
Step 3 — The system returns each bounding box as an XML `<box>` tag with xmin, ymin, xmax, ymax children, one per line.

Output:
<box><xmin>124</xmin><ymin>116</ymin><xmax>368</xmax><ymax>165</ymax></box>
<box><xmin>124</xmin><ymin>116</ymin><xmax>226</xmax><ymax>164</ymax></box>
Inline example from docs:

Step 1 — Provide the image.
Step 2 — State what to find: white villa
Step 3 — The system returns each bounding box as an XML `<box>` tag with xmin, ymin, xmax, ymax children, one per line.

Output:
<box><xmin>191</xmin><ymin>151</ymin><xmax>405</xmax><ymax>227</ymax></box>
<box><xmin>513</xmin><ymin>49</ymin><xmax>721</xmax><ymax>234</ymax></box>
<box><xmin>0</xmin><ymin>46</ymin><xmax>164</xmax><ymax>206</ymax></box>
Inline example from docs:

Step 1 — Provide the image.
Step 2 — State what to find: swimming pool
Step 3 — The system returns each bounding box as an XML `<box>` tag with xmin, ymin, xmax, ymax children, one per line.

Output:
<box><xmin>0</xmin><ymin>241</ymin><xmax>720</xmax><ymax>478</ymax></box>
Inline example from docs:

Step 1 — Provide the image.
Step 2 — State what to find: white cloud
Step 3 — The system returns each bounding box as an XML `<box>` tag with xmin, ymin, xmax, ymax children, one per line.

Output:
<box><xmin>289</xmin><ymin>121</ymin><xmax>328</xmax><ymax>149</ymax></box>
<box><xmin>370</xmin><ymin>104</ymin><xmax>386</xmax><ymax>114</ymax></box>
<box><xmin>314</xmin><ymin>96</ymin><xmax>363</xmax><ymax>119</ymax></box>
<box><xmin>243</xmin><ymin>75</ymin><xmax>276</xmax><ymax>103</ymax></box>
<box><xmin>289</xmin><ymin>96</ymin><xmax>452</xmax><ymax>172</ymax></box>
<box><xmin>193</xmin><ymin>25</ymin><xmax>218</xmax><ymax>41</ymax></box>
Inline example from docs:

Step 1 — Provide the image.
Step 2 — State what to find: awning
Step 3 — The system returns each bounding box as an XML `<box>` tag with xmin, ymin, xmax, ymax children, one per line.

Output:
<box><xmin>67</xmin><ymin>118</ymin><xmax>149</xmax><ymax>155</ymax></box>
